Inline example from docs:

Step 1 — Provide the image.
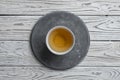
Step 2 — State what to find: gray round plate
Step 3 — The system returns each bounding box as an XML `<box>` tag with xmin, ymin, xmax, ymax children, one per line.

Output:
<box><xmin>30</xmin><ymin>11</ymin><xmax>90</xmax><ymax>70</ymax></box>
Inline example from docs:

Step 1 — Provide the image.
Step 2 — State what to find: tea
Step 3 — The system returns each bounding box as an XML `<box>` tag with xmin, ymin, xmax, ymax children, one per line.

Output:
<box><xmin>48</xmin><ymin>28</ymin><xmax>74</xmax><ymax>52</ymax></box>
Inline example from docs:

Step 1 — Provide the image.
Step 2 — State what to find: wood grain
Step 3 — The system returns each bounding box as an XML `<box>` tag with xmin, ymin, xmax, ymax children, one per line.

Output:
<box><xmin>0</xmin><ymin>0</ymin><xmax>120</xmax><ymax>79</ymax></box>
<box><xmin>0</xmin><ymin>16</ymin><xmax>120</xmax><ymax>41</ymax></box>
<box><xmin>0</xmin><ymin>0</ymin><xmax>120</xmax><ymax>15</ymax></box>
<box><xmin>0</xmin><ymin>41</ymin><xmax>120</xmax><ymax>67</ymax></box>
<box><xmin>0</xmin><ymin>67</ymin><xmax>119</xmax><ymax>80</ymax></box>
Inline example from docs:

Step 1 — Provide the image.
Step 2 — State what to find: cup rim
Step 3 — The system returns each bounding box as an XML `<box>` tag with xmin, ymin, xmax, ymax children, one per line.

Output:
<box><xmin>46</xmin><ymin>26</ymin><xmax>75</xmax><ymax>55</ymax></box>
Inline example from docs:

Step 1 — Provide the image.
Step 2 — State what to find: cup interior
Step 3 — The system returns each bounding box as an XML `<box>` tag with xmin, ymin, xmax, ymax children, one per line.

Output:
<box><xmin>46</xmin><ymin>26</ymin><xmax>75</xmax><ymax>55</ymax></box>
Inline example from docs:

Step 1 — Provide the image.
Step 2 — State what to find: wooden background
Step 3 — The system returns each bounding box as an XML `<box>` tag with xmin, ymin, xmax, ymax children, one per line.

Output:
<box><xmin>0</xmin><ymin>0</ymin><xmax>120</xmax><ymax>80</ymax></box>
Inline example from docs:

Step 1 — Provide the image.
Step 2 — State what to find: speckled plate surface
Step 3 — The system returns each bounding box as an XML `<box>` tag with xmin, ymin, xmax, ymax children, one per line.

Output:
<box><xmin>30</xmin><ymin>11</ymin><xmax>90</xmax><ymax>70</ymax></box>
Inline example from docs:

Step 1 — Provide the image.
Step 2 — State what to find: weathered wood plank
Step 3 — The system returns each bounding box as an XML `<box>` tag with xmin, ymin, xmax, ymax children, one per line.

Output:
<box><xmin>0</xmin><ymin>41</ymin><xmax>120</xmax><ymax>66</ymax></box>
<box><xmin>0</xmin><ymin>0</ymin><xmax>120</xmax><ymax>15</ymax></box>
<box><xmin>0</xmin><ymin>67</ymin><xmax>119</xmax><ymax>80</ymax></box>
<box><xmin>0</xmin><ymin>16</ymin><xmax>120</xmax><ymax>40</ymax></box>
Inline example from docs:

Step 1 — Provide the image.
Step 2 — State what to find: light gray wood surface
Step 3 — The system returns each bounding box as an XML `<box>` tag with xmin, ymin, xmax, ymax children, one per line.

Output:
<box><xmin>0</xmin><ymin>0</ymin><xmax>120</xmax><ymax>15</ymax></box>
<box><xmin>0</xmin><ymin>67</ymin><xmax>120</xmax><ymax>80</ymax></box>
<box><xmin>0</xmin><ymin>0</ymin><xmax>120</xmax><ymax>80</ymax></box>
<box><xmin>0</xmin><ymin>41</ymin><xmax>120</xmax><ymax>67</ymax></box>
<box><xmin>0</xmin><ymin>16</ymin><xmax>120</xmax><ymax>41</ymax></box>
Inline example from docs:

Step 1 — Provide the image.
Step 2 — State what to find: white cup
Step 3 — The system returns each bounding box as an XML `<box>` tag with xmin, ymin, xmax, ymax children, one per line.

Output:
<box><xmin>46</xmin><ymin>26</ymin><xmax>75</xmax><ymax>55</ymax></box>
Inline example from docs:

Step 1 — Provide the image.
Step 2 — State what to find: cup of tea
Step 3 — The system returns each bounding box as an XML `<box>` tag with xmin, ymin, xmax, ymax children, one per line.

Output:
<box><xmin>46</xmin><ymin>26</ymin><xmax>75</xmax><ymax>55</ymax></box>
